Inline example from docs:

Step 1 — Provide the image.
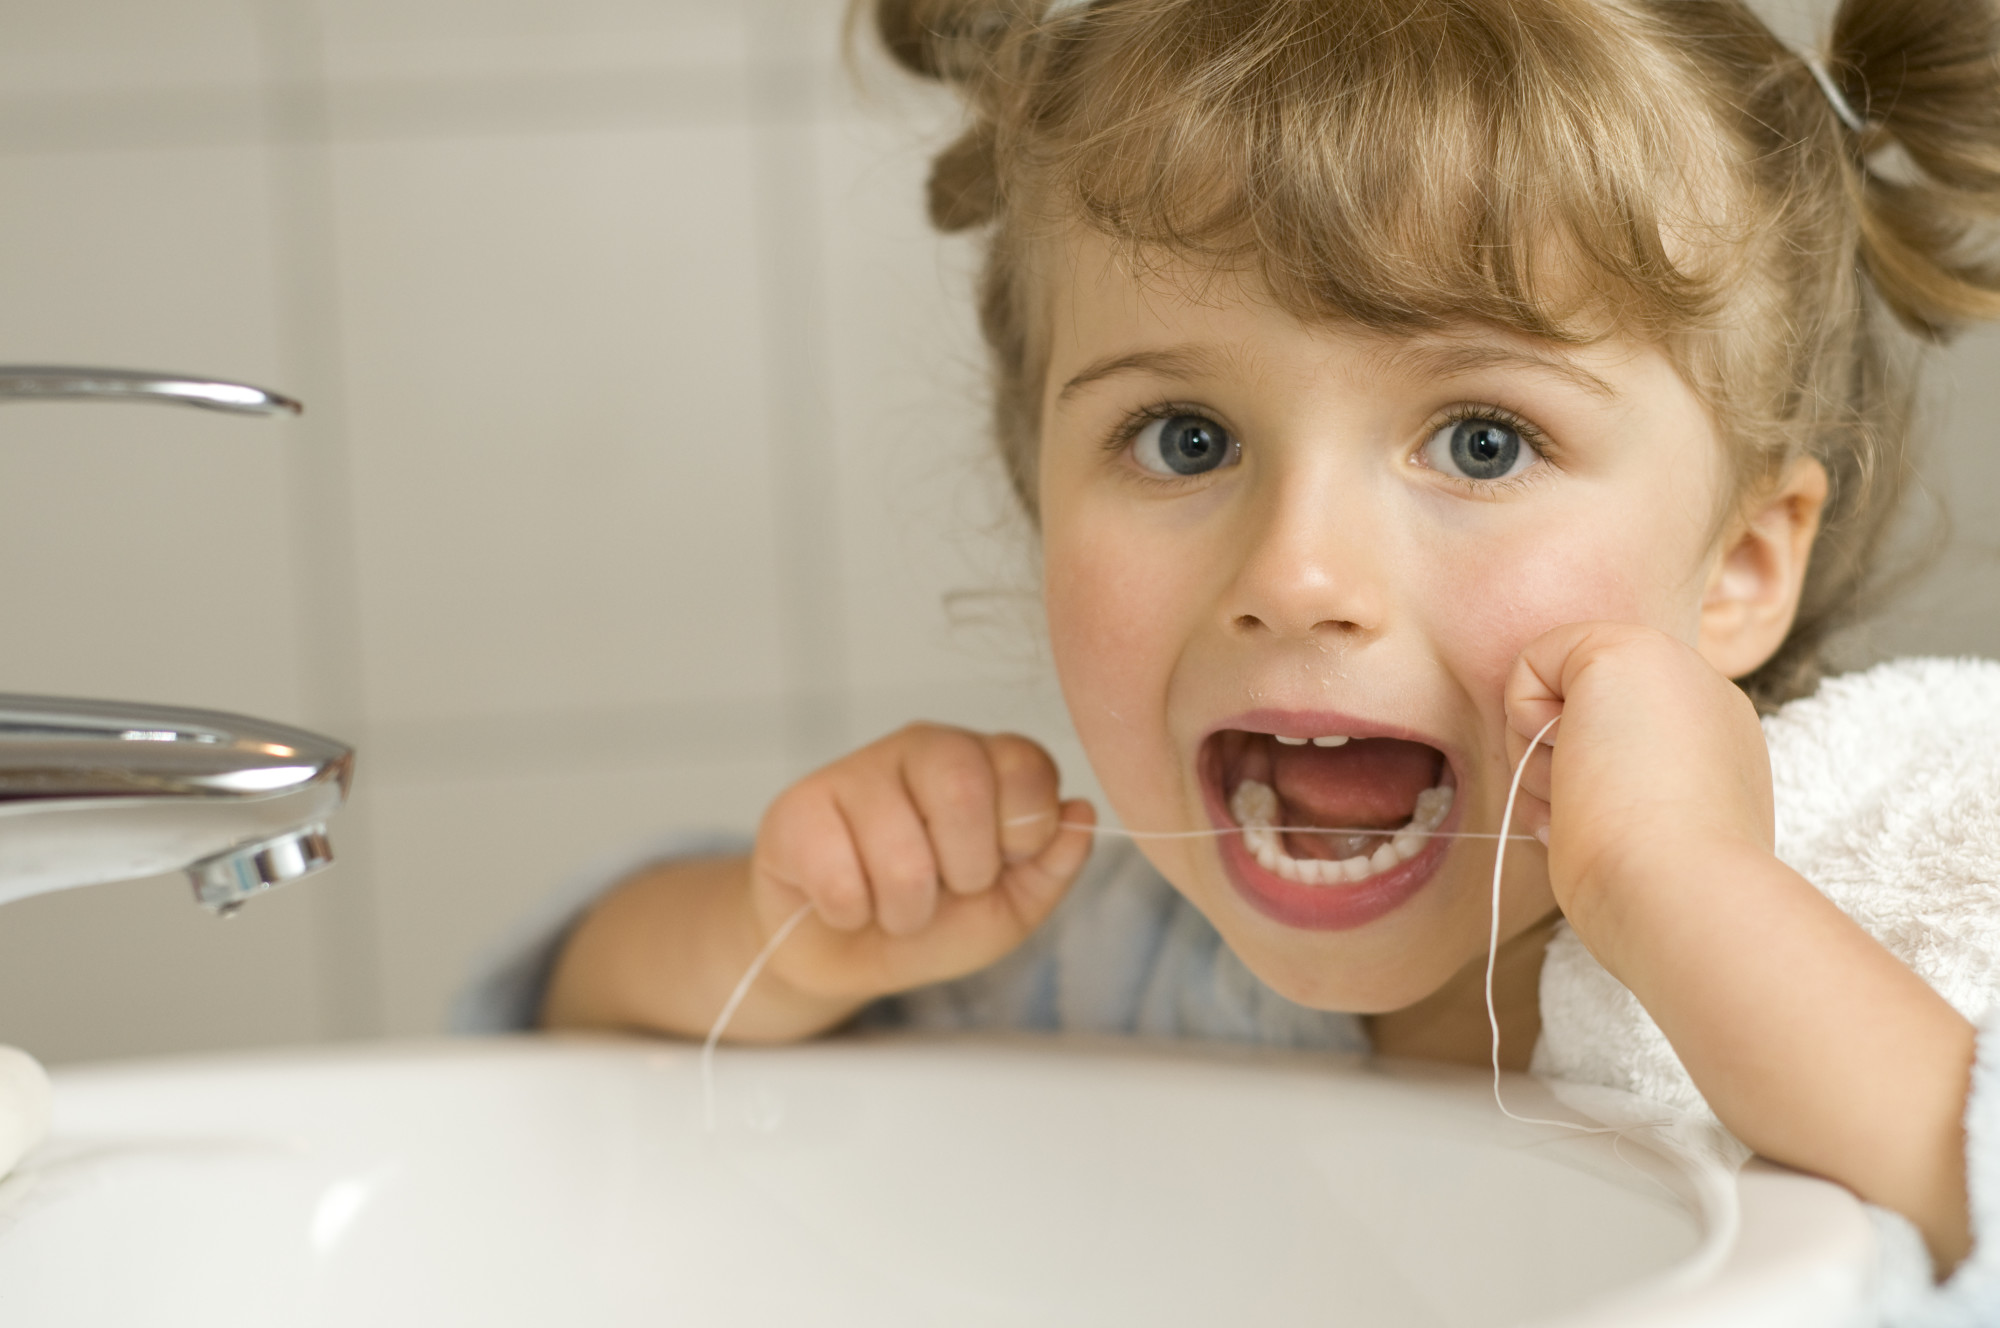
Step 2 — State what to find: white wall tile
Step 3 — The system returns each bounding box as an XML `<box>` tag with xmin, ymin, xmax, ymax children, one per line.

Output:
<box><xmin>0</xmin><ymin>873</ymin><xmax>321</xmax><ymax>1064</ymax></box>
<box><xmin>749</xmin><ymin>0</ymin><xmax>845</xmax><ymax>59</ymax></box>
<box><xmin>805</xmin><ymin>72</ymin><xmax>1107</xmax><ymax>825</ymax></box>
<box><xmin>1857</xmin><ymin>325</ymin><xmax>2000</xmax><ymax>662</ymax></box>
<box><xmin>1744</xmin><ymin>0</ymin><xmax>1822</xmax><ymax>48</ymax></box>
<box><xmin>331</xmin><ymin>125</ymin><xmax>789</xmax><ymax>726</ymax></box>
<box><xmin>0</xmin><ymin>145</ymin><xmax>304</xmax><ymax>718</ymax></box>
<box><xmin>365</xmin><ymin>754</ymin><xmax>793</xmax><ymax>1036</ymax></box>
<box><xmin>0</xmin><ymin>410</ymin><xmax>306</xmax><ymax>718</ymax></box>
<box><xmin>310</xmin><ymin>0</ymin><xmax>750</xmax><ymax>83</ymax></box>
<box><xmin>0</xmin><ymin>1</ymin><xmax>265</xmax><ymax>98</ymax></box>
<box><xmin>812</xmin><ymin>105</ymin><xmax>1056</xmax><ymax>693</ymax></box>
<box><xmin>0</xmin><ymin>147</ymin><xmax>284</xmax><ymax>379</ymax></box>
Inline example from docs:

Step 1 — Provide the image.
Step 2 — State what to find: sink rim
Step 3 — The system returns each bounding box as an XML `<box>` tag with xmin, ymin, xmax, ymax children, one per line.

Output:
<box><xmin>14</xmin><ymin>1033</ymin><xmax>1877</xmax><ymax>1328</ymax></box>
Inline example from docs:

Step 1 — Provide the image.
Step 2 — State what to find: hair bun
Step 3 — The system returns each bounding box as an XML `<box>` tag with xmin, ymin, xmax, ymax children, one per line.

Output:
<box><xmin>927</xmin><ymin>122</ymin><xmax>1002</xmax><ymax>230</ymax></box>
<box><xmin>1830</xmin><ymin>0</ymin><xmax>2000</xmax><ymax>336</ymax></box>
<box><xmin>872</xmin><ymin>0</ymin><xmax>1039</xmax><ymax>231</ymax></box>
<box><xmin>873</xmin><ymin>0</ymin><xmax>1026</xmax><ymax>82</ymax></box>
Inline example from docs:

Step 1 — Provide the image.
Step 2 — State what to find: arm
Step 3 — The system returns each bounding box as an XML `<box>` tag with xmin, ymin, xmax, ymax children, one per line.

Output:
<box><xmin>540</xmin><ymin>723</ymin><xmax>1096</xmax><ymax>1044</ymax></box>
<box><xmin>1586</xmin><ymin>843</ymin><xmax>1973</xmax><ymax>1270</ymax></box>
<box><xmin>1508</xmin><ymin>624</ymin><xmax>1975</xmax><ymax>1273</ymax></box>
<box><xmin>543</xmin><ymin>854</ymin><xmax>858</xmax><ymax>1042</ymax></box>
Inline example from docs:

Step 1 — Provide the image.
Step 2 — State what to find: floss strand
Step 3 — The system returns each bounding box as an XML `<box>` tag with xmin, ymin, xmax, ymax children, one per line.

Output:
<box><xmin>700</xmin><ymin>901</ymin><xmax>812</xmax><ymax>1131</ymax></box>
<box><xmin>700</xmin><ymin>722</ymin><xmax>1673</xmax><ymax>1147</ymax></box>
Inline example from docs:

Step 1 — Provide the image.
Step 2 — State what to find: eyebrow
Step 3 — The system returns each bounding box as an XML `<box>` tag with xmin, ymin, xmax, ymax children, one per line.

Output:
<box><xmin>1056</xmin><ymin>346</ymin><xmax>1221</xmax><ymax>403</ymax></box>
<box><xmin>1054</xmin><ymin>338</ymin><xmax>1621</xmax><ymax>404</ymax></box>
<box><xmin>1382</xmin><ymin>342</ymin><xmax>1621</xmax><ymax>400</ymax></box>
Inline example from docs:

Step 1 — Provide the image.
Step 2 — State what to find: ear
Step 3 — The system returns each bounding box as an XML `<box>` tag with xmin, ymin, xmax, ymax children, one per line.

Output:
<box><xmin>1698</xmin><ymin>457</ymin><xmax>1829</xmax><ymax>679</ymax></box>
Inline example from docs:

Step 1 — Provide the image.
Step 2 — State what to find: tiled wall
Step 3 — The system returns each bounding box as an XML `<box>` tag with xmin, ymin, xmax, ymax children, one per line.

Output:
<box><xmin>0</xmin><ymin>0</ymin><xmax>1992</xmax><ymax>1064</ymax></box>
<box><xmin>0</xmin><ymin>0</ymin><xmax>1090</xmax><ymax>1062</ymax></box>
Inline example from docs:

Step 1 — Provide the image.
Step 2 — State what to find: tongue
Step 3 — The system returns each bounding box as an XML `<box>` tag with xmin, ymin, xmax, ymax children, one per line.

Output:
<box><xmin>1270</xmin><ymin>738</ymin><xmax>1442</xmax><ymax>829</ymax></box>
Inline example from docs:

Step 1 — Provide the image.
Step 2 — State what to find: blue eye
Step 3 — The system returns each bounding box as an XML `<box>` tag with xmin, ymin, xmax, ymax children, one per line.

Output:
<box><xmin>1422</xmin><ymin>416</ymin><xmax>1535</xmax><ymax>483</ymax></box>
<box><xmin>1132</xmin><ymin>414</ymin><xmax>1237</xmax><ymax>476</ymax></box>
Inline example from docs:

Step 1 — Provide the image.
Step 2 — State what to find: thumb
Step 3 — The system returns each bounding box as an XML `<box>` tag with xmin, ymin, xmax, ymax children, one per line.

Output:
<box><xmin>1504</xmin><ymin>622</ymin><xmax>1598</xmax><ymax>751</ymax></box>
<box><xmin>1003</xmin><ymin>797</ymin><xmax>1095</xmax><ymax>927</ymax></box>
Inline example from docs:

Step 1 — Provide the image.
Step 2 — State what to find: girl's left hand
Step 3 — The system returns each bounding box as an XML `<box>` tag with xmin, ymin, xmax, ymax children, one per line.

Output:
<box><xmin>1502</xmin><ymin>621</ymin><xmax>1775</xmax><ymax>939</ymax></box>
<box><xmin>1506</xmin><ymin>623</ymin><xmax>1979</xmax><ymax>1275</ymax></box>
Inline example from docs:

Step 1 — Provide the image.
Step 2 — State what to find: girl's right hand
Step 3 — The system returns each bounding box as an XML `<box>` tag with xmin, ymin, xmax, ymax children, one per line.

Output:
<box><xmin>747</xmin><ymin>723</ymin><xmax>1096</xmax><ymax>1007</ymax></box>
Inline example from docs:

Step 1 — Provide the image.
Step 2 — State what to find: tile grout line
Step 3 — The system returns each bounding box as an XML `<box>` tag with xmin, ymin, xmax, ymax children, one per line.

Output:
<box><xmin>258</xmin><ymin>0</ymin><xmax>383</xmax><ymax>1042</ymax></box>
<box><xmin>752</xmin><ymin>1</ymin><xmax>852</xmax><ymax>771</ymax></box>
<box><xmin>0</xmin><ymin>64</ymin><xmax>850</xmax><ymax>157</ymax></box>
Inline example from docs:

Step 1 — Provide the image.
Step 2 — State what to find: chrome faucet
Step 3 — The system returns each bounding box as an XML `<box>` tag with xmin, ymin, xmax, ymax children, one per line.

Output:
<box><xmin>0</xmin><ymin>366</ymin><xmax>349</xmax><ymax>914</ymax></box>
<box><xmin>0</xmin><ymin>696</ymin><xmax>351</xmax><ymax>914</ymax></box>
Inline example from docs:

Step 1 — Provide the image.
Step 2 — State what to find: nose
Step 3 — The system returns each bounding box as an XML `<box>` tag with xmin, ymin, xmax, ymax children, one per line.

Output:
<box><xmin>1223</xmin><ymin>468</ymin><xmax>1386</xmax><ymax>644</ymax></box>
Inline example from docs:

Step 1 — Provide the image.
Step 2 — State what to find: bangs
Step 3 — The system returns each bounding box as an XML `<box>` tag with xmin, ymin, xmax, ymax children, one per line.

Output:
<box><xmin>1009</xmin><ymin>0</ymin><xmax>1742</xmax><ymax>342</ymax></box>
<box><xmin>886</xmin><ymin>0</ymin><xmax>1973</xmax><ymax>709</ymax></box>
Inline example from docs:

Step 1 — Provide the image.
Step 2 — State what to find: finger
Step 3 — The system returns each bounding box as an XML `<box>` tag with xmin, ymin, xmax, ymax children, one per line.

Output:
<box><xmin>1002</xmin><ymin>797</ymin><xmax>1096</xmax><ymax>927</ymax></box>
<box><xmin>1504</xmin><ymin>623</ymin><xmax>1612</xmax><ymax>788</ymax></box>
<box><xmin>1503</xmin><ymin>673</ymin><xmax>1564</xmax><ymax>759</ymax></box>
<box><xmin>1514</xmin><ymin>741</ymin><xmax>1555</xmax><ymax>807</ymax></box>
<box><xmin>1504</xmin><ymin>620</ymin><xmax>1615</xmax><ymax>746</ymax></box>
<box><xmin>837</xmin><ymin>776</ymin><xmax>942</xmax><ymax>936</ymax></box>
<box><xmin>755</xmin><ymin>782</ymin><xmax>871</xmax><ymax>931</ymax></box>
<box><xmin>987</xmin><ymin>733</ymin><xmax>1063</xmax><ymax>864</ymax></box>
<box><xmin>904</xmin><ymin>726</ymin><xmax>1004</xmax><ymax>898</ymax></box>
<box><xmin>1514</xmin><ymin>792</ymin><xmax>1552</xmax><ymax>846</ymax></box>
<box><xmin>1500</xmin><ymin>715</ymin><xmax>1560</xmax><ymax>803</ymax></box>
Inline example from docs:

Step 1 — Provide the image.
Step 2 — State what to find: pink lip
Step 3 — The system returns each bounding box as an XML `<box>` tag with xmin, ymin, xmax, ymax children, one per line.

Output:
<box><xmin>1198</xmin><ymin>708</ymin><xmax>1463</xmax><ymax>932</ymax></box>
<box><xmin>1213</xmin><ymin>708</ymin><xmax>1458</xmax><ymax>750</ymax></box>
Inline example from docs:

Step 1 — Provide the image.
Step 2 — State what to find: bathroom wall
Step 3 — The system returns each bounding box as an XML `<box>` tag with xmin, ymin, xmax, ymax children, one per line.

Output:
<box><xmin>0</xmin><ymin>0</ymin><xmax>1990</xmax><ymax>1063</ymax></box>
<box><xmin>0</xmin><ymin>0</ymin><xmax>1085</xmax><ymax>1061</ymax></box>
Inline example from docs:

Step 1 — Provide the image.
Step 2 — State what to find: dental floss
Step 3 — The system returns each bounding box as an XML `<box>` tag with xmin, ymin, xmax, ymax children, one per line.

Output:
<box><xmin>701</xmin><ymin>901</ymin><xmax>813</xmax><ymax>1131</ymax></box>
<box><xmin>1482</xmin><ymin>717</ymin><xmax>1676</xmax><ymax>1147</ymax></box>
<box><xmin>1484</xmin><ymin>714</ymin><xmax>1579</xmax><ymax>1126</ymax></box>
<box><xmin>702</xmin><ymin>727</ymin><xmax>1673</xmax><ymax>1146</ymax></box>
<box><xmin>1005</xmin><ymin>812</ymin><xmax>1537</xmax><ymax>843</ymax></box>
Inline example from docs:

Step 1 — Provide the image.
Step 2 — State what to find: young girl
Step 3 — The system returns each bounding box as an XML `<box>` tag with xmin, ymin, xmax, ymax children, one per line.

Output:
<box><xmin>471</xmin><ymin>0</ymin><xmax>2000</xmax><ymax>1317</ymax></box>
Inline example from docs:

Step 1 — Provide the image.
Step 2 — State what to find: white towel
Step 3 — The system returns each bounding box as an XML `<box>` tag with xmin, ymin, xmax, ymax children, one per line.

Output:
<box><xmin>1533</xmin><ymin>657</ymin><xmax>2000</xmax><ymax>1116</ymax></box>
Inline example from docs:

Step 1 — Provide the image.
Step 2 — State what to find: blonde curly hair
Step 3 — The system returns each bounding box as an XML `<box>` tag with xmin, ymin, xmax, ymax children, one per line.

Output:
<box><xmin>871</xmin><ymin>0</ymin><xmax>2000</xmax><ymax>707</ymax></box>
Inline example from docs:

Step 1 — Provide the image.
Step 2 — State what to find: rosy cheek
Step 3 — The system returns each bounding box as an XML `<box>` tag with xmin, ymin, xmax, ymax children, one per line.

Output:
<box><xmin>1043</xmin><ymin>516</ymin><xmax>1198</xmax><ymax>820</ymax></box>
<box><xmin>1045</xmin><ymin>528</ymin><xmax>1163</xmax><ymax>729</ymax></box>
<box><xmin>1048</xmin><ymin>536</ymin><xmax>1140</xmax><ymax>683</ymax></box>
<box><xmin>1420</xmin><ymin>522</ymin><xmax>1694</xmax><ymax>700</ymax></box>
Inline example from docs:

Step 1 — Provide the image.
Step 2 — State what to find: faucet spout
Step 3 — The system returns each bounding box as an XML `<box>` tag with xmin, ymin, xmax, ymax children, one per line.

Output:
<box><xmin>0</xmin><ymin>696</ymin><xmax>352</xmax><ymax>913</ymax></box>
<box><xmin>0</xmin><ymin>368</ymin><xmax>335</xmax><ymax>914</ymax></box>
<box><xmin>191</xmin><ymin>827</ymin><xmax>335</xmax><ymax>916</ymax></box>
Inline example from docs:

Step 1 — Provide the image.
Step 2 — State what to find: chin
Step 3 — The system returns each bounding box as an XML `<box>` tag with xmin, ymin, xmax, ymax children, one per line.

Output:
<box><xmin>1187</xmin><ymin>866</ymin><xmax>1476</xmax><ymax>1015</ymax></box>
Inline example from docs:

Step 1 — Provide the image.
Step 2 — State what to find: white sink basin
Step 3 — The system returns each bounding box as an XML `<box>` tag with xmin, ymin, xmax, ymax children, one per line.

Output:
<box><xmin>0</xmin><ymin>1036</ymin><xmax>1874</xmax><ymax>1326</ymax></box>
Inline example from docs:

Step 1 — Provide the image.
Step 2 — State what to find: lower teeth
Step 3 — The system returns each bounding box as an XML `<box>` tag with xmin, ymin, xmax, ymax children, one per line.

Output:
<box><xmin>1227</xmin><ymin>779</ymin><xmax>1453</xmax><ymax>886</ymax></box>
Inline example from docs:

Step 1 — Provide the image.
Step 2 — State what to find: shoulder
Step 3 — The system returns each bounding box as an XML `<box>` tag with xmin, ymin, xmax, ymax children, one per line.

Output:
<box><xmin>1765</xmin><ymin>656</ymin><xmax>2000</xmax><ymax>840</ymax></box>
<box><xmin>1765</xmin><ymin>656</ymin><xmax>2000</xmax><ymax>782</ymax></box>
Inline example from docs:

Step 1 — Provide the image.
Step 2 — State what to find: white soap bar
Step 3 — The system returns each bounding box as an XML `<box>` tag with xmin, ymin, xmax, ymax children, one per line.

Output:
<box><xmin>0</xmin><ymin>1046</ymin><xmax>50</xmax><ymax>1178</ymax></box>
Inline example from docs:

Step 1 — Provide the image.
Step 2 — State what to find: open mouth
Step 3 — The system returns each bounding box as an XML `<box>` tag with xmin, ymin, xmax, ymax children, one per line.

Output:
<box><xmin>1202</xmin><ymin>729</ymin><xmax>1456</xmax><ymax>887</ymax></box>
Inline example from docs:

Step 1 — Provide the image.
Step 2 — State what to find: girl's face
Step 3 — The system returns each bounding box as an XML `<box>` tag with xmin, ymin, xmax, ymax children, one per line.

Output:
<box><xmin>1038</xmin><ymin>235</ymin><xmax>1735</xmax><ymax>1013</ymax></box>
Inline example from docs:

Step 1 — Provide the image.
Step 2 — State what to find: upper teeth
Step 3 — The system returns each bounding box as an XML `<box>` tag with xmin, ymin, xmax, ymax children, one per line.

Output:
<box><xmin>1228</xmin><ymin>779</ymin><xmax>1453</xmax><ymax>886</ymax></box>
<box><xmin>1274</xmin><ymin>734</ymin><xmax>1349</xmax><ymax>747</ymax></box>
